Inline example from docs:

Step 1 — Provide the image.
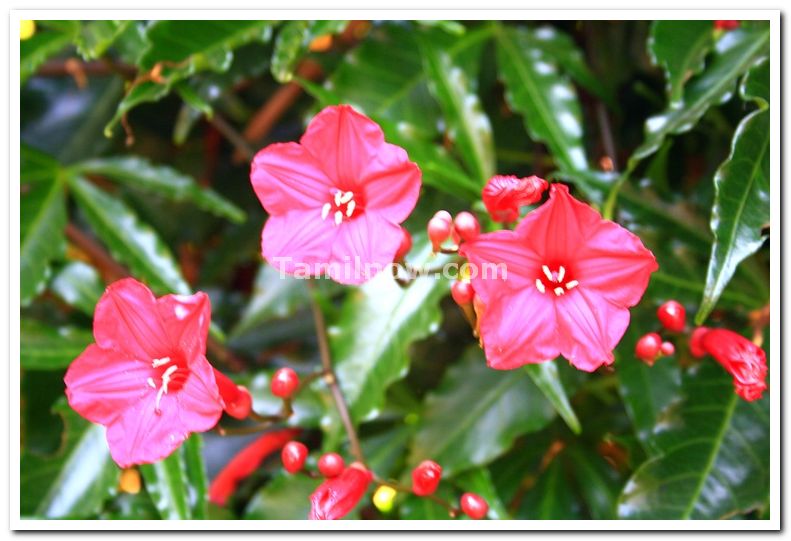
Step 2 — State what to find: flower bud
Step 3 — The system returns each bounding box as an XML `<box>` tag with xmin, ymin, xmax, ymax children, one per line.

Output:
<box><xmin>394</xmin><ymin>227</ymin><xmax>412</xmax><ymax>262</ymax></box>
<box><xmin>482</xmin><ymin>174</ymin><xmax>548</xmax><ymax>223</ymax></box>
<box><xmin>281</xmin><ymin>440</ymin><xmax>308</xmax><ymax>474</ymax></box>
<box><xmin>318</xmin><ymin>452</ymin><xmax>345</xmax><ymax>478</ymax></box>
<box><xmin>715</xmin><ymin>20</ymin><xmax>739</xmax><ymax>30</ymax></box>
<box><xmin>372</xmin><ymin>485</ymin><xmax>397</xmax><ymax>513</ymax></box>
<box><xmin>635</xmin><ymin>332</ymin><xmax>662</xmax><ymax>364</ymax></box>
<box><xmin>660</xmin><ymin>341</ymin><xmax>675</xmax><ymax>356</ymax></box>
<box><xmin>428</xmin><ymin>215</ymin><xmax>453</xmax><ymax>252</ymax></box>
<box><xmin>700</xmin><ymin>329</ymin><xmax>768</xmax><ymax>402</ymax></box>
<box><xmin>450</xmin><ymin>281</ymin><xmax>474</xmax><ymax>306</ymax></box>
<box><xmin>271</xmin><ymin>367</ymin><xmax>299</xmax><ymax>399</ymax></box>
<box><xmin>460</xmin><ymin>492</ymin><xmax>488</xmax><ymax>519</ymax></box>
<box><xmin>213</xmin><ymin>368</ymin><xmax>253</xmax><ymax>420</ymax></box>
<box><xmin>411</xmin><ymin>460</ymin><xmax>442</xmax><ymax>496</ymax></box>
<box><xmin>690</xmin><ymin>327</ymin><xmax>710</xmax><ymax>358</ymax></box>
<box><xmin>453</xmin><ymin>212</ymin><xmax>480</xmax><ymax>243</ymax></box>
<box><xmin>657</xmin><ymin>300</ymin><xmax>686</xmax><ymax>332</ymax></box>
<box><xmin>309</xmin><ymin>462</ymin><xmax>373</xmax><ymax>520</ymax></box>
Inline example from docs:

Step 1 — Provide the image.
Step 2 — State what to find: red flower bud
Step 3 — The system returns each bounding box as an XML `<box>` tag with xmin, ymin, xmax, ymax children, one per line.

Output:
<box><xmin>701</xmin><ymin>329</ymin><xmax>768</xmax><ymax>402</ymax></box>
<box><xmin>660</xmin><ymin>341</ymin><xmax>675</xmax><ymax>356</ymax></box>
<box><xmin>318</xmin><ymin>452</ymin><xmax>345</xmax><ymax>478</ymax></box>
<box><xmin>411</xmin><ymin>460</ymin><xmax>442</xmax><ymax>496</ymax></box>
<box><xmin>715</xmin><ymin>20</ymin><xmax>739</xmax><ymax>30</ymax></box>
<box><xmin>208</xmin><ymin>428</ymin><xmax>300</xmax><ymax>505</ymax></box>
<box><xmin>271</xmin><ymin>367</ymin><xmax>299</xmax><ymax>399</ymax></box>
<box><xmin>309</xmin><ymin>462</ymin><xmax>373</xmax><ymax>520</ymax></box>
<box><xmin>394</xmin><ymin>227</ymin><xmax>412</xmax><ymax>261</ymax></box>
<box><xmin>428</xmin><ymin>214</ymin><xmax>453</xmax><ymax>252</ymax></box>
<box><xmin>657</xmin><ymin>300</ymin><xmax>686</xmax><ymax>332</ymax></box>
<box><xmin>281</xmin><ymin>440</ymin><xmax>308</xmax><ymax>473</ymax></box>
<box><xmin>482</xmin><ymin>174</ymin><xmax>548</xmax><ymax>223</ymax></box>
<box><xmin>450</xmin><ymin>281</ymin><xmax>474</xmax><ymax>306</ymax></box>
<box><xmin>690</xmin><ymin>327</ymin><xmax>710</xmax><ymax>358</ymax></box>
<box><xmin>460</xmin><ymin>492</ymin><xmax>488</xmax><ymax>519</ymax></box>
<box><xmin>453</xmin><ymin>212</ymin><xmax>481</xmax><ymax>243</ymax></box>
<box><xmin>213</xmin><ymin>368</ymin><xmax>253</xmax><ymax>420</ymax></box>
<box><xmin>635</xmin><ymin>332</ymin><xmax>662</xmax><ymax>364</ymax></box>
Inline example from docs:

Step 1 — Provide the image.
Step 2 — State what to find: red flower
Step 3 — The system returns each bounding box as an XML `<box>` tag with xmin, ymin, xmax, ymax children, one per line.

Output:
<box><xmin>714</xmin><ymin>20</ymin><xmax>740</xmax><ymax>30</ymax></box>
<box><xmin>213</xmin><ymin>368</ymin><xmax>252</xmax><ymax>420</ymax></box>
<box><xmin>64</xmin><ymin>279</ymin><xmax>223</xmax><ymax>467</ymax></box>
<box><xmin>250</xmin><ymin>105</ymin><xmax>421</xmax><ymax>285</ymax></box>
<box><xmin>459</xmin><ymin>184</ymin><xmax>658</xmax><ymax>372</ymax></box>
<box><xmin>696</xmin><ymin>328</ymin><xmax>768</xmax><ymax>402</ymax></box>
<box><xmin>482</xmin><ymin>174</ymin><xmax>548</xmax><ymax>223</ymax></box>
<box><xmin>209</xmin><ymin>428</ymin><xmax>300</xmax><ymax>506</ymax></box>
<box><xmin>309</xmin><ymin>462</ymin><xmax>373</xmax><ymax>520</ymax></box>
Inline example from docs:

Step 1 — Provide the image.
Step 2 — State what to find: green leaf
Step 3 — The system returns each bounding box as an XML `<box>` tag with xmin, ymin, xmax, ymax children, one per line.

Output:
<box><xmin>174</xmin><ymin>82</ymin><xmax>214</xmax><ymax>118</ymax></box>
<box><xmin>20</xmin><ymin>22</ymin><xmax>78</xmax><ymax>84</ymax></box>
<box><xmin>182</xmin><ymin>435</ymin><xmax>208</xmax><ymax>519</ymax></box>
<box><xmin>495</xmin><ymin>24</ymin><xmax>589</xmax><ymax>174</ymax></box>
<box><xmin>649</xmin><ymin>20</ymin><xmax>714</xmax><ymax>105</ymax></box>
<box><xmin>566</xmin><ymin>445</ymin><xmax>620</xmax><ymax>520</ymax></box>
<box><xmin>21</xmin><ymin>160</ymin><xmax>66</xmax><ymax>305</ymax></box>
<box><xmin>525</xmin><ymin>362</ymin><xmax>581</xmax><ymax>435</ymax></box>
<box><xmin>50</xmin><ymin>261</ymin><xmax>104</xmax><ymax>315</ymax></box>
<box><xmin>696</xmin><ymin>108</ymin><xmax>769</xmax><ymax>324</ymax></box>
<box><xmin>75</xmin><ymin>21</ymin><xmax>130</xmax><ymax>60</ymax></box>
<box><xmin>617</xmin><ymin>362</ymin><xmax>769</xmax><ymax>519</ymax></box>
<box><xmin>399</xmin><ymin>483</ymin><xmax>456</xmax><ymax>520</ymax></box>
<box><xmin>741</xmin><ymin>57</ymin><xmax>769</xmax><ymax>106</ymax></box>
<box><xmin>69</xmin><ymin>176</ymin><xmax>190</xmax><ymax>295</ymax></box>
<box><xmin>520</xmin><ymin>460</ymin><xmax>581</xmax><ymax>519</ymax></box>
<box><xmin>229</xmin><ymin>264</ymin><xmax>310</xmax><ymax>338</ymax></box>
<box><xmin>140</xmin><ymin>447</ymin><xmax>192</xmax><ymax>520</ymax></box>
<box><xmin>103</xmin><ymin>81</ymin><xmax>170</xmax><ymax>138</ymax></box>
<box><xmin>244</xmin><ymin>472</ymin><xmax>317</xmax><ymax>519</ymax></box>
<box><xmin>271</xmin><ymin>20</ymin><xmax>347</xmax><ymax>83</ymax></box>
<box><xmin>630</xmin><ymin>26</ymin><xmax>769</xmax><ymax>165</ymax></box>
<box><xmin>331</xmin><ymin>239</ymin><xmax>450</xmax><ymax>424</ymax></box>
<box><xmin>407</xmin><ymin>347</ymin><xmax>556</xmax><ymax>476</ymax></box>
<box><xmin>21</xmin><ymin>399</ymin><xmax>119</xmax><ymax>518</ymax></box>
<box><xmin>21</xmin><ymin>319</ymin><xmax>93</xmax><ymax>370</ymax></box>
<box><xmin>72</xmin><ymin>156</ymin><xmax>245</xmax><ymax>223</ymax></box>
<box><xmin>418</xmin><ymin>30</ymin><xmax>495</xmax><ymax>183</ymax></box>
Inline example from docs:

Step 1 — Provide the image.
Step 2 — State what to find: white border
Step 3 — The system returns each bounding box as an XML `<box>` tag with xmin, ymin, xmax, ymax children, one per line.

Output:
<box><xmin>8</xmin><ymin>8</ymin><xmax>781</xmax><ymax>532</ymax></box>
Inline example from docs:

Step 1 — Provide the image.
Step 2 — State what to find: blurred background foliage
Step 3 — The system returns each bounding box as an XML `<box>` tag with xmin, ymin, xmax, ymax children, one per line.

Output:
<box><xmin>20</xmin><ymin>19</ymin><xmax>770</xmax><ymax>520</ymax></box>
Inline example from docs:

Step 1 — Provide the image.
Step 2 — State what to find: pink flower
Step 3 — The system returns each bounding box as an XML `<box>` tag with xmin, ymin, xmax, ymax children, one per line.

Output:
<box><xmin>250</xmin><ymin>104</ymin><xmax>421</xmax><ymax>285</ymax></box>
<box><xmin>482</xmin><ymin>174</ymin><xmax>548</xmax><ymax>223</ymax></box>
<box><xmin>64</xmin><ymin>278</ymin><xmax>224</xmax><ymax>468</ymax></box>
<box><xmin>459</xmin><ymin>183</ymin><xmax>658</xmax><ymax>372</ymax></box>
<box><xmin>309</xmin><ymin>463</ymin><xmax>373</xmax><ymax>520</ymax></box>
<box><xmin>694</xmin><ymin>327</ymin><xmax>767</xmax><ymax>401</ymax></box>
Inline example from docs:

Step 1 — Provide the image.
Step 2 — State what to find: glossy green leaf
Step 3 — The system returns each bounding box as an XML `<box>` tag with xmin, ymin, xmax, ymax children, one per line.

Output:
<box><xmin>741</xmin><ymin>57</ymin><xmax>769</xmax><ymax>106</ymax></box>
<box><xmin>696</xmin><ymin>108</ymin><xmax>769</xmax><ymax>324</ymax></box>
<box><xmin>244</xmin><ymin>472</ymin><xmax>317</xmax><ymax>519</ymax></box>
<box><xmin>174</xmin><ymin>82</ymin><xmax>214</xmax><ymax>118</ymax></box>
<box><xmin>649</xmin><ymin>20</ymin><xmax>714</xmax><ymax>105</ymax></box>
<box><xmin>50</xmin><ymin>261</ymin><xmax>104</xmax><ymax>315</ymax></box>
<box><xmin>630</xmin><ymin>26</ymin><xmax>769</xmax><ymax>165</ymax></box>
<box><xmin>69</xmin><ymin>176</ymin><xmax>190</xmax><ymax>295</ymax></box>
<box><xmin>407</xmin><ymin>348</ymin><xmax>556</xmax><ymax>476</ymax></box>
<box><xmin>418</xmin><ymin>31</ymin><xmax>495</xmax><ymax>183</ymax></box>
<box><xmin>332</xmin><ymin>239</ymin><xmax>450</xmax><ymax>424</ymax></box>
<box><xmin>21</xmin><ymin>399</ymin><xmax>118</xmax><ymax>518</ymax></box>
<box><xmin>618</xmin><ymin>362</ymin><xmax>770</xmax><ymax>519</ymax></box>
<box><xmin>525</xmin><ymin>362</ymin><xmax>581</xmax><ymax>435</ymax></box>
<box><xmin>20</xmin><ymin>22</ymin><xmax>78</xmax><ymax>84</ymax></box>
<box><xmin>21</xmin><ymin>319</ymin><xmax>92</xmax><ymax>370</ymax></box>
<box><xmin>72</xmin><ymin>156</ymin><xmax>245</xmax><ymax>223</ymax></box>
<box><xmin>495</xmin><ymin>24</ymin><xmax>589</xmax><ymax>174</ymax></box>
<box><xmin>398</xmin><ymin>483</ymin><xmax>456</xmax><ymax>520</ymax></box>
<box><xmin>140</xmin><ymin>447</ymin><xmax>192</xmax><ymax>520</ymax></box>
<box><xmin>183</xmin><ymin>435</ymin><xmax>208</xmax><ymax>519</ymax></box>
<box><xmin>520</xmin><ymin>460</ymin><xmax>581</xmax><ymax>519</ymax></box>
<box><xmin>566</xmin><ymin>445</ymin><xmax>620</xmax><ymax>520</ymax></box>
<box><xmin>271</xmin><ymin>20</ymin><xmax>347</xmax><ymax>83</ymax></box>
<box><xmin>75</xmin><ymin>21</ymin><xmax>130</xmax><ymax>60</ymax></box>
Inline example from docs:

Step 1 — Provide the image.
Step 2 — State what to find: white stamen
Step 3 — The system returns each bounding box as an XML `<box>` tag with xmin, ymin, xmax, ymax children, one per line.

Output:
<box><xmin>334</xmin><ymin>211</ymin><xmax>343</xmax><ymax>226</ymax></box>
<box><xmin>154</xmin><ymin>365</ymin><xmax>179</xmax><ymax>414</ymax></box>
<box><xmin>151</xmin><ymin>357</ymin><xmax>171</xmax><ymax>368</ymax></box>
<box><xmin>147</xmin><ymin>377</ymin><xmax>156</xmax><ymax>389</ymax></box>
<box><xmin>340</xmin><ymin>191</ymin><xmax>354</xmax><ymax>204</ymax></box>
<box><xmin>554</xmin><ymin>287</ymin><xmax>565</xmax><ymax>297</ymax></box>
<box><xmin>346</xmin><ymin>200</ymin><xmax>356</xmax><ymax>217</ymax></box>
<box><xmin>566</xmin><ymin>280</ymin><xmax>579</xmax><ymax>290</ymax></box>
<box><xmin>321</xmin><ymin>203</ymin><xmax>331</xmax><ymax>220</ymax></box>
<box><xmin>557</xmin><ymin>266</ymin><xmax>566</xmax><ymax>283</ymax></box>
<box><xmin>155</xmin><ymin>386</ymin><xmax>166</xmax><ymax>413</ymax></box>
<box><xmin>542</xmin><ymin>265</ymin><xmax>554</xmax><ymax>282</ymax></box>
<box><xmin>535</xmin><ymin>279</ymin><xmax>546</xmax><ymax>294</ymax></box>
<box><xmin>334</xmin><ymin>191</ymin><xmax>343</xmax><ymax>206</ymax></box>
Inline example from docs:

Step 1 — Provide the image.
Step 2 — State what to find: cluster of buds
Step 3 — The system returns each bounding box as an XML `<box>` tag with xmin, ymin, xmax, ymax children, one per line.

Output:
<box><xmin>635</xmin><ymin>300</ymin><xmax>685</xmax><ymax>365</ymax></box>
<box><xmin>427</xmin><ymin>210</ymin><xmax>481</xmax><ymax>253</ymax></box>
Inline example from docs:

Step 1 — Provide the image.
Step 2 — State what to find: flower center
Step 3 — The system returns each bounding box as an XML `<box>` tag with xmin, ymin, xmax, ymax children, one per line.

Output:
<box><xmin>535</xmin><ymin>264</ymin><xmax>579</xmax><ymax>297</ymax></box>
<box><xmin>321</xmin><ymin>190</ymin><xmax>361</xmax><ymax>226</ymax></box>
<box><xmin>147</xmin><ymin>356</ymin><xmax>189</xmax><ymax>414</ymax></box>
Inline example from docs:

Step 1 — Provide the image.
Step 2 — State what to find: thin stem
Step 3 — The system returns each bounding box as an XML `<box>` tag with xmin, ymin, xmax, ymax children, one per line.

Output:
<box><xmin>209</xmin><ymin>113</ymin><xmax>256</xmax><ymax>162</ymax></box>
<box><xmin>307</xmin><ymin>281</ymin><xmax>365</xmax><ymax>464</ymax></box>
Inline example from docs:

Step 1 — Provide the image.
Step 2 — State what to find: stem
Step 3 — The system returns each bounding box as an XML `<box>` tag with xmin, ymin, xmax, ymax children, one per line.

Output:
<box><xmin>374</xmin><ymin>477</ymin><xmax>459</xmax><ymax>518</ymax></box>
<box><xmin>209</xmin><ymin>113</ymin><xmax>256</xmax><ymax>162</ymax></box>
<box><xmin>307</xmin><ymin>281</ymin><xmax>365</xmax><ymax>464</ymax></box>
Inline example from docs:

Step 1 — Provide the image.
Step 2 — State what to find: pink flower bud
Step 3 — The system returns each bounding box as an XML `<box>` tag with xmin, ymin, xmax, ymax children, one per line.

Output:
<box><xmin>428</xmin><ymin>216</ymin><xmax>452</xmax><ymax>252</ymax></box>
<box><xmin>453</xmin><ymin>212</ymin><xmax>480</xmax><ymax>243</ymax></box>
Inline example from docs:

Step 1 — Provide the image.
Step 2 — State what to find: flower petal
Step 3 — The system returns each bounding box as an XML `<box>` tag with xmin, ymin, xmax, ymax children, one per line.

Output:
<box><xmin>93</xmin><ymin>278</ymin><xmax>171</xmax><ymax>361</ymax></box>
<box><xmin>556</xmin><ymin>288</ymin><xmax>630</xmax><ymax>372</ymax></box>
<box><xmin>174</xmin><ymin>357</ymin><xmax>224</xmax><ymax>433</ymax></box>
<box><xmin>301</xmin><ymin>105</ymin><xmax>386</xmax><ymax>188</ymax></box>
<box><xmin>360</xmin><ymin>142</ymin><xmax>421</xmax><ymax>223</ymax></box>
<box><xmin>478</xmin><ymin>288</ymin><xmax>561</xmax><ymax>370</ymax></box>
<box><xmin>251</xmin><ymin>142</ymin><xmax>334</xmax><ymax>215</ymax></box>
<box><xmin>261</xmin><ymin>210</ymin><xmax>337</xmax><ymax>277</ymax></box>
<box><xmin>65</xmin><ymin>344</ymin><xmax>152</xmax><ymax>425</ymax></box>
<box><xmin>328</xmin><ymin>212</ymin><xmax>402</xmax><ymax>285</ymax></box>
<box><xmin>157</xmin><ymin>291</ymin><xmax>211</xmax><ymax>364</ymax></box>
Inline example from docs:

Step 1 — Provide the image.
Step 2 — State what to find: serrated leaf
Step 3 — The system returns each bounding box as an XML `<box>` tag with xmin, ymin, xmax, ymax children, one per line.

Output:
<box><xmin>50</xmin><ymin>261</ymin><xmax>104</xmax><ymax>315</ymax></box>
<box><xmin>407</xmin><ymin>348</ymin><xmax>556</xmax><ymax>476</ymax></box>
<box><xmin>21</xmin><ymin>319</ymin><xmax>93</xmax><ymax>370</ymax></box>
<box><xmin>331</xmin><ymin>239</ymin><xmax>450</xmax><ymax>424</ymax></box>
<box><xmin>525</xmin><ymin>362</ymin><xmax>581</xmax><ymax>435</ymax></box>
<box><xmin>20</xmin><ymin>22</ymin><xmax>78</xmax><ymax>84</ymax></box>
<box><xmin>495</xmin><ymin>24</ymin><xmax>590</xmax><ymax>174</ymax></box>
<box><xmin>649</xmin><ymin>20</ymin><xmax>714</xmax><ymax>105</ymax></box>
<box><xmin>75</xmin><ymin>21</ymin><xmax>130</xmax><ymax>60</ymax></box>
<box><xmin>244</xmin><ymin>472</ymin><xmax>317</xmax><ymax>519</ymax></box>
<box><xmin>630</xmin><ymin>26</ymin><xmax>769</xmax><ymax>165</ymax></box>
<box><xmin>21</xmin><ymin>399</ymin><xmax>119</xmax><ymax>518</ymax></box>
<box><xmin>617</xmin><ymin>362</ymin><xmax>769</xmax><ymax>519</ymax></box>
<box><xmin>140</xmin><ymin>447</ymin><xmax>192</xmax><ymax>520</ymax></box>
<box><xmin>418</xmin><ymin>30</ymin><xmax>495</xmax><ymax>183</ymax></box>
<box><xmin>69</xmin><ymin>176</ymin><xmax>190</xmax><ymax>295</ymax></box>
<box><xmin>696</xmin><ymin>107</ymin><xmax>769</xmax><ymax>324</ymax></box>
<box><xmin>72</xmin><ymin>156</ymin><xmax>245</xmax><ymax>223</ymax></box>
